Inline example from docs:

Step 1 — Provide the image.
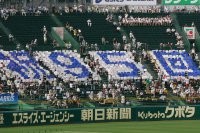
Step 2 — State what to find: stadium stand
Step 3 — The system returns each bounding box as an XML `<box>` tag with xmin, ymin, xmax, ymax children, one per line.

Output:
<box><xmin>118</xmin><ymin>13</ymin><xmax>177</xmax><ymax>50</ymax></box>
<box><xmin>58</xmin><ymin>13</ymin><xmax>123</xmax><ymax>51</ymax></box>
<box><xmin>1</xmin><ymin>4</ymin><xmax>200</xmax><ymax>111</ymax></box>
<box><xmin>1</xmin><ymin>16</ymin><xmax>58</xmax><ymax>50</ymax></box>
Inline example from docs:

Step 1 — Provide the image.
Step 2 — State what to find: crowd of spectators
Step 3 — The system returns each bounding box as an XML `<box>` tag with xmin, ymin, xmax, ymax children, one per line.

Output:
<box><xmin>146</xmin><ymin>49</ymin><xmax>200</xmax><ymax>103</ymax></box>
<box><xmin>1</xmin><ymin>5</ymin><xmax>200</xmax><ymax>21</ymax></box>
<box><xmin>119</xmin><ymin>15</ymin><xmax>173</xmax><ymax>26</ymax></box>
<box><xmin>1</xmin><ymin>5</ymin><xmax>200</xmax><ymax>109</ymax></box>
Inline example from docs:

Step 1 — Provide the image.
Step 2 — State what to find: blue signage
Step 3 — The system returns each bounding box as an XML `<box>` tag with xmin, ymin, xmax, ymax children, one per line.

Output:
<box><xmin>0</xmin><ymin>93</ymin><xmax>18</xmax><ymax>104</ymax></box>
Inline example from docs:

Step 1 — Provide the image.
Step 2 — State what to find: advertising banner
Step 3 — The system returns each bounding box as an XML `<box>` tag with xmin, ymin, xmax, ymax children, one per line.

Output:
<box><xmin>0</xmin><ymin>106</ymin><xmax>200</xmax><ymax>127</ymax></box>
<box><xmin>0</xmin><ymin>93</ymin><xmax>18</xmax><ymax>105</ymax></box>
<box><xmin>162</xmin><ymin>0</ymin><xmax>200</xmax><ymax>5</ymax></box>
<box><xmin>184</xmin><ymin>27</ymin><xmax>195</xmax><ymax>40</ymax></box>
<box><xmin>93</xmin><ymin>0</ymin><xmax>157</xmax><ymax>5</ymax></box>
<box><xmin>0</xmin><ymin>107</ymin><xmax>132</xmax><ymax>127</ymax></box>
<box><xmin>134</xmin><ymin>106</ymin><xmax>197</xmax><ymax>121</ymax></box>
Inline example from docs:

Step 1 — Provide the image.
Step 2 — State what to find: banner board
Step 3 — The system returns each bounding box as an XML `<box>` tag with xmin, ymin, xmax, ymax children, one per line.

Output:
<box><xmin>92</xmin><ymin>0</ymin><xmax>157</xmax><ymax>5</ymax></box>
<box><xmin>0</xmin><ymin>106</ymin><xmax>199</xmax><ymax>127</ymax></box>
<box><xmin>184</xmin><ymin>27</ymin><xmax>195</xmax><ymax>40</ymax></box>
<box><xmin>0</xmin><ymin>93</ymin><xmax>18</xmax><ymax>105</ymax></box>
<box><xmin>162</xmin><ymin>0</ymin><xmax>200</xmax><ymax>5</ymax></box>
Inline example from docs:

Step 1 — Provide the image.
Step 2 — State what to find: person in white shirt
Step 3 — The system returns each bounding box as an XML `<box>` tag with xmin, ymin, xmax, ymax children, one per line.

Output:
<box><xmin>121</xmin><ymin>95</ymin><xmax>125</xmax><ymax>105</ymax></box>
<box><xmin>8</xmin><ymin>34</ymin><xmax>14</xmax><ymax>42</ymax></box>
<box><xmin>69</xmin><ymin>82</ymin><xmax>73</xmax><ymax>89</ymax></box>
<box><xmin>118</xmin><ymin>15</ymin><xmax>122</xmax><ymax>21</ymax></box>
<box><xmin>124</xmin><ymin>13</ymin><xmax>128</xmax><ymax>19</ymax></box>
<box><xmin>97</xmin><ymin>91</ymin><xmax>103</xmax><ymax>99</ymax></box>
<box><xmin>65</xmin><ymin>6</ymin><xmax>69</xmax><ymax>13</ymax></box>
<box><xmin>191</xmin><ymin>48</ymin><xmax>195</xmax><ymax>58</ymax></box>
<box><xmin>192</xmin><ymin>43</ymin><xmax>195</xmax><ymax>48</ymax></box>
<box><xmin>122</xmin><ymin>35</ymin><xmax>127</xmax><ymax>44</ymax></box>
<box><xmin>34</xmin><ymin>39</ymin><xmax>37</xmax><ymax>45</ymax></box>
<box><xmin>171</xmin><ymin>28</ymin><xmax>175</xmax><ymax>33</ymax></box>
<box><xmin>129</xmin><ymin>31</ymin><xmax>134</xmax><ymax>39</ymax></box>
<box><xmin>195</xmin><ymin>54</ymin><xmax>199</xmax><ymax>62</ymax></box>
<box><xmin>44</xmin><ymin>33</ymin><xmax>47</xmax><ymax>44</ymax></box>
<box><xmin>116</xmin><ymin>26</ymin><xmax>120</xmax><ymax>31</ymax></box>
<box><xmin>43</xmin><ymin>26</ymin><xmax>47</xmax><ymax>34</ymax></box>
<box><xmin>87</xmin><ymin>19</ymin><xmax>92</xmax><ymax>27</ymax></box>
<box><xmin>89</xmin><ymin>91</ymin><xmax>94</xmax><ymax>100</ymax></box>
<box><xmin>101</xmin><ymin>37</ymin><xmax>106</xmax><ymax>45</ymax></box>
<box><xmin>21</xmin><ymin>8</ymin><xmax>26</xmax><ymax>16</ymax></box>
<box><xmin>166</xmin><ymin>28</ymin><xmax>171</xmax><ymax>35</ymax></box>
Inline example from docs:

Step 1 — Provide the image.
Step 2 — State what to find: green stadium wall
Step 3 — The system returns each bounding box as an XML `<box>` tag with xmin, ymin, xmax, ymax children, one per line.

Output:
<box><xmin>195</xmin><ymin>25</ymin><xmax>200</xmax><ymax>52</ymax></box>
<box><xmin>0</xmin><ymin>105</ymin><xmax>199</xmax><ymax>127</ymax></box>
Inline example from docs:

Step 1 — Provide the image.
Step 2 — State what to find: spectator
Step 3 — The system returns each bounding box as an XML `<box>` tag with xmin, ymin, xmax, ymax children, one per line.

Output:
<box><xmin>87</xmin><ymin>19</ymin><xmax>92</xmax><ymax>27</ymax></box>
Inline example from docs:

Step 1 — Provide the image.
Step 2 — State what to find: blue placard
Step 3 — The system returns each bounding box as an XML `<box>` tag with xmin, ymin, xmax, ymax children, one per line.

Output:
<box><xmin>153</xmin><ymin>50</ymin><xmax>200</xmax><ymax>77</ymax></box>
<box><xmin>0</xmin><ymin>93</ymin><xmax>18</xmax><ymax>104</ymax></box>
